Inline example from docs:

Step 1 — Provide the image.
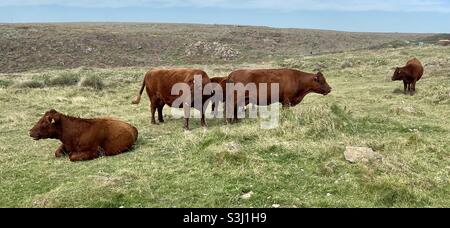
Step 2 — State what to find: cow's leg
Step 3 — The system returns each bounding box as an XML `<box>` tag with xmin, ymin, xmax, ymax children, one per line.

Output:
<box><xmin>54</xmin><ymin>144</ymin><xmax>68</xmax><ymax>158</ymax></box>
<box><xmin>225</xmin><ymin>101</ymin><xmax>234</xmax><ymax>124</ymax></box>
<box><xmin>234</xmin><ymin>104</ymin><xmax>240</xmax><ymax>123</ymax></box>
<box><xmin>411</xmin><ymin>80</ymin><xmax>417</xmax><ymax>94</ymax></box>
<box><xmin>150</xmin><ymin>99</ymin><xmax>157</xmax><ymax>125</ymax></box>
<box><xmin>69</xmin><ymin>150</ymin><xmax>99</xmax><ymax>162</ymax></box>
<box><xmin>403</xmin><ymin>81</ymin><xmax>408</xmax><ymax>94</ymax></box>
<box><xmin>201</xmin><ymin>111</ymin><xmax>207</xmax><ymax>128</ymax></box>
<box><xmin>282</xmin><ymin>99</ymin><xmax>292</xmax><ymax>109</ymax></box>
<box><xmin>201</xmin><ymin>102</ymin><xmax>208</xmax><ymax>128</ymax></box>
<box><xmin>211</xmin><ymin>100</ymin><xmax>217</xmax><ymax>117</ymax></box>
<box><xmin>157</xmin><ymin>105</ymin><xmax>164</xmax><ymax>123</ymax></box>
<box><xmin>223</xmin><ymin>102</ymin><xmax>229</xmax><ymax>123</ymax></box>
<box><xmin>183</xmin><ymin>105</ymin><xmax>190</xmax><ymax>130</ymax></box>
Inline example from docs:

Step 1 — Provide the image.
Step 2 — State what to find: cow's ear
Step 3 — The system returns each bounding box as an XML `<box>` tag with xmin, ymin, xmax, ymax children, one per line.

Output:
<box><xmin>48</xmin><ymin>113</ymin><xmax>61</xmax><ymax>124</ymax></box>
<box><xmin>53</xmin><ymin>113</ymin><xmax>61</xmax><ymax>123</ymax></box>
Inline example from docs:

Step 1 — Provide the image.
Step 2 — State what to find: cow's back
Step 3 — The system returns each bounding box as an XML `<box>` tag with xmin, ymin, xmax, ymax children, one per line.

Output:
<box><xmin>228</xmin><ymin>69</ymin><xmax>306</xmax><ymax>105</ymax></box>
<box><xmin>145</xmin><ymin>68</ymin><xmax>210</xmax><ymax>106</ymax></box>
<box><xmin>210</xmin><ymin>76</ymin><xmax>227</xmax><ymax>84</ymax></box>
<box><xmin>406</xmin><ymin>58</ymin><xmax>424</xmax><ymax>80</ymax></box>
<box><xmin>98</xmin><ymin>119</ymin><xmax>138</xmax><ymax>155</ymax></box>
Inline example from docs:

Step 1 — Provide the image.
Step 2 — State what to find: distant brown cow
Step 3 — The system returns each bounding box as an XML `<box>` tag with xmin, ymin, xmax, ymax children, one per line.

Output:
<box><xmin>210</xmin><ymin>76</ymin><xmax>227</xmax><ymax>117</ymax></box>
<box><xmin>392</xmin><ymin>58</ymin><xmax>424</xmax><ymax>95</ymax></box>
<box><xmin>29</xmin><ymin>109</ymin><xmax>138</xmax><ymax>162</ymax></box>
<box><xmin>225</xmin><ymin>69</ymin><xmax>332</xmax><ymax>122</ymax></box>
<box><xmin>132</xmin><ymin>68</ymin><xmax>212</xmax><ymax>130</ymax></box>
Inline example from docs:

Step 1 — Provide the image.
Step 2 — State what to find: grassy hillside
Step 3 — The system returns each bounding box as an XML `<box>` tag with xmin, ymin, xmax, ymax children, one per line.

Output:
<box><xmin>0</xmin><ymin>23</ymin><xmax>432</xmax><ymax>73</ymax></box>
<box><xmin>0</xmin><ymin>44</ymin><xmax>449</xmax><ymax>208</ymax></box>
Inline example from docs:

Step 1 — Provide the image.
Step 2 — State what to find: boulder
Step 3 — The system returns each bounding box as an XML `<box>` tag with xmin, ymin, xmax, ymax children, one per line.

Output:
<box><xmin>344</xmin><ymin>146</ymin><xmax>383</xmax><ymax>163</ymax></box>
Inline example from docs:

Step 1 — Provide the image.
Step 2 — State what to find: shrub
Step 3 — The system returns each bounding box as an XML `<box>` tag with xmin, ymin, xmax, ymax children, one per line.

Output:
<box><xmin>0</xmin><ymin>79</ymin><xmax>13</xmax><ymax>88</ymax></box>
<box><xmin>14</xmin><ymin>80</ymin><xmax>45</xmax><ymax>89</ymax></box>
<box><xmin>48</xmin><ymin>72</ymin><xmax>80</xmax><ymax>87</ymax></box>
<box><xmin>279</xmin><ymin>58</ymin><xmax>305</xmax><ymax>69</ymax></box>
<box><xmin>81</xmin><ymin>75</ymin><xmax>105</xmax><ymax>90</ymax></box>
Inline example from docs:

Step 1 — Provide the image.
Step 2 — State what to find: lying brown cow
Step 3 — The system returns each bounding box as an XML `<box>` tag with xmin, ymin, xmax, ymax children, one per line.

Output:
<box><xmin>29</xmin><ymin>109</ymin><xmax>138</xmax><ymax>162</ymax></box>
<box><xmin>132</xmin><ymin>68</ymin><xmax>212</xmax><ymax>130</ymax></box>
<box><xmin>392</xmin><ymin>58</ymin><xmax>424</xmax><ymax>95</ymax></box>
<box><xmin>226</xmin><ymin>69</ymin><xmax>332</xmax><ymax>121</ymax></box>
<box><xmin>210</xmin><ymin>76</ymin><xmax>227</xmax><ymax>117</ymax></box>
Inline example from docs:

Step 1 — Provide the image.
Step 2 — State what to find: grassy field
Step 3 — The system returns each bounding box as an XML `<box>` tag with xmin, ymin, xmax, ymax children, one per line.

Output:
<box><xmin>0</xmin><ymin>44</ymin><xmax>449</xmax><ymax>208</ymax></box>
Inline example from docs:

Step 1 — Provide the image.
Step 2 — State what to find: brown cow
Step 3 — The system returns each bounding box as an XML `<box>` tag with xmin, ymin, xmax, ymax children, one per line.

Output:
<box><xmin>29</xmin><ymin>109</ymin><xmax>138</xmax><ymax>162</ymax></box>
<box><xmin>392</xmin><ymin>58</ymin><xmax>424</xmax><ymax>95</ymax></box>
<box><xmin>210</xmin><ymin>76</ymin><xmax>227</xmax><ymax>117</ymax></box>
<box><xmin>225</xmin><ymin>69</ymin><xmax>332</xmax><ymax>122</ymax></box>
<box><xmin>132</xmin><ymin>68</ymin><xmax>212</xmax><ymax>130</ymax></box>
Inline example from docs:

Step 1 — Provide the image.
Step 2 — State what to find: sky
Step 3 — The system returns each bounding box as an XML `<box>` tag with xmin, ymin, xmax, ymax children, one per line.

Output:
<box><xmin>1</xmin><ymin>0</ymin><xmax>449</xmax><ymax>33</ymax></box>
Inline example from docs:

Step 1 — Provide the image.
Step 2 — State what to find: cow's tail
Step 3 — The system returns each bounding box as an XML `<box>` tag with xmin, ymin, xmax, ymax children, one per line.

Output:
<box><xmin>131</xmin><ymin>73</ymin><xmax>147</xmax><ymax>105</ymax></box>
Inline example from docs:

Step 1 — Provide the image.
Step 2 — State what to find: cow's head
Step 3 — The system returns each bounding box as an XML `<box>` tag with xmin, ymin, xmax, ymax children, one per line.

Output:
<box><xmin>29</xmin><ymin>109</ymin><xmax>61</xmax><ymax>140</ymax></box>
<box><xmin>311</xmin><ymin>72</ymin><xmax>332</xmax><ymax>95</ymax></box>
<box><xmin>392</xmin><ymin>67</ymin><xmax>406</xmax><ymax>81</ymax></box>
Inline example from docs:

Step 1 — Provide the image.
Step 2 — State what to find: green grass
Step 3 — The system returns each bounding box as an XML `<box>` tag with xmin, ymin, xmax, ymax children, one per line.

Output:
<box><xmin>47</xmin><ymin>72</ymin><xmax>80</xmax><ymax>87</ymax></box>
<box><xmin>0</xmin><ymin>45</ymin><xmax>449</xmax><ymax>208</ymax></box>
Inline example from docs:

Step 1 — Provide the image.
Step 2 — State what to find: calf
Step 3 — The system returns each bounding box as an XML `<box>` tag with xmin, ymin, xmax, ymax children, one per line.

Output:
<box><xmin>29</xmin><ymin>109</ymin><xmax>138</xmax><ymax>162</ymax></box>
<box><xmin>392</xmin><ymin>58</ymin><xmax>424</xmax><ymax>95</ymax></box>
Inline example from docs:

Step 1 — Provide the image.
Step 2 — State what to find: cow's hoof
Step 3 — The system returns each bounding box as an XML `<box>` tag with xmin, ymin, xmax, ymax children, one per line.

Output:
<box><xmin>55</xmin><ymin>149</ymin><xmax>66</xmax><ymax>158</ymax></box>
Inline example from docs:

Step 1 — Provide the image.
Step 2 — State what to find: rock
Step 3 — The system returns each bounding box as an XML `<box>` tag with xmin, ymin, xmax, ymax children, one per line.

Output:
<box><xmin>241</xmin><ymin>191</ymin><xmax>253</xmax><ymax>200</ymax></box>
<box><xmin>391</xmin><ymin>105</ymin><xmax>423</xmax><ymax>116</ymax></box>
<box><xmin>341</xmin><ymin>61</ymin><xmax>353</xmax><ymax>69</ymax></box>
<box><xmin>344</xmin><ymin>146</ymin><xmax>383</xmax><ymax>163</ymax></box>
<box><xmin>225</xmin><ymin>142</ymin><xmax>241</xmax><ymax>153</ymax></box>
<box><xmin>32</xmin><ymin>198</ymin><xmax>49</xmax><ymax>207</ymax></box>
<box><xmin>272</xmin><ymin>204</ymin><xmax>280</xmax><ymax>208</ymax></box>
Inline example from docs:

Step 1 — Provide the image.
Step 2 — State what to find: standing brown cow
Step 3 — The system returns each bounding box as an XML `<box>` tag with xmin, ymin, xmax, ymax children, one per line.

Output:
<box><xmin>132</xmin><ymin>68</ymin><xmax>212</xmax><ymax>130</ymax></box>
<box><xmin>29</xmin><ymin>109</ymin><xmax>138</xmax><ymax>162</ymax></box>
<box><xmin>392</xmin><ymin>58</ymin><xmax>424</xmax><ymax>95</ymax></box>
<box><xmin>225</xmin><ymin>69</ymin><xmax>332</xmax><ymax>122</ymax></box>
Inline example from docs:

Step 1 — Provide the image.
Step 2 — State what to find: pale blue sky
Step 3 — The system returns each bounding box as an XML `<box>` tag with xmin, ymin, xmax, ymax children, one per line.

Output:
<box><xmin>1</xmin><ymin>0</ymin><xmax>449</xmax><ymax>33</ymax></box>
